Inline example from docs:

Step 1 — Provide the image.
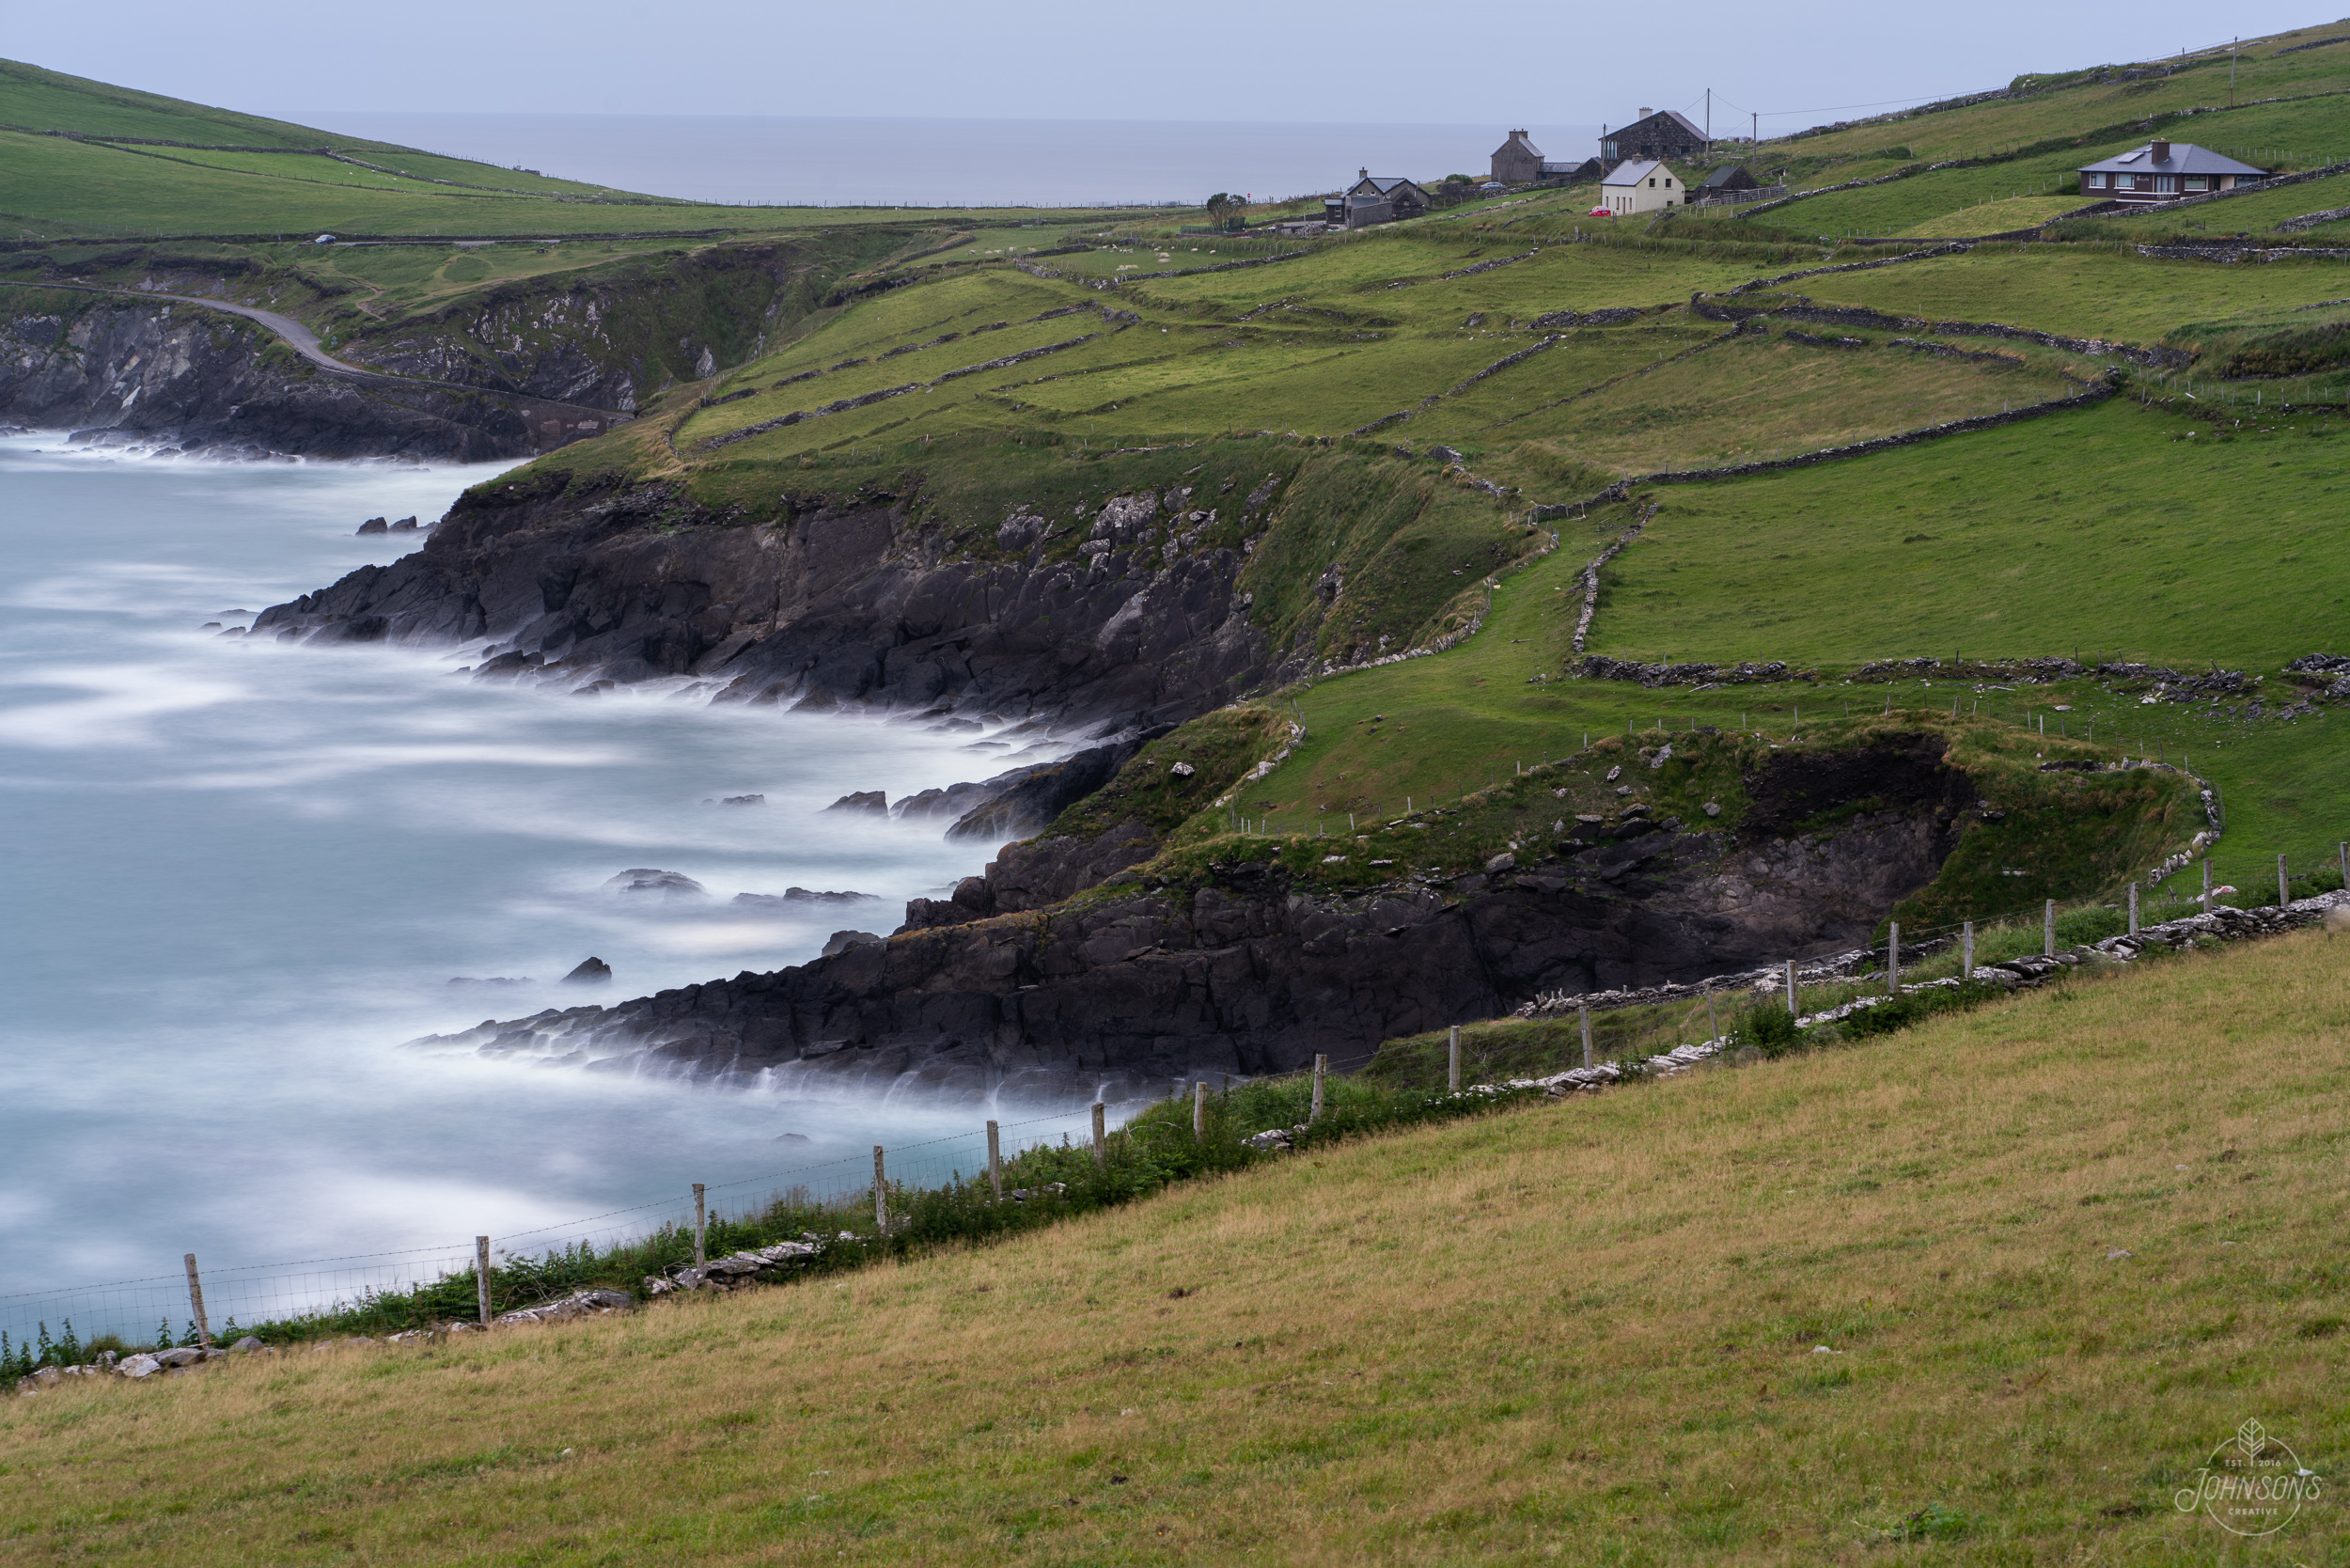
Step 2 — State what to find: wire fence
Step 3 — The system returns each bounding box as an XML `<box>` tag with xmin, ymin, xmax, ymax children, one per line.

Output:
<box><xmin>0</xmin><ymin>1107</ymin><xmax>1099</xmax><ymax>1361</ymax></box>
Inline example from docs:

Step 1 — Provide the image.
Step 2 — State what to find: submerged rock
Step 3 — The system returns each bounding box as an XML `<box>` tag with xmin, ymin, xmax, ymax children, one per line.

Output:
<box><xmin>732</xmin><ymin>887</ymin><xmax>877</xmax><ymax>909</ymax></box>
<box><xmin>824</xmin><ymin>791</ymin><xmax>887</xmax><ymax>815</ymax></box>
<box><xmin>603</xmin><ymin>869</ymin><xmax>708</xmax><ymax>900</ymax></box>
<box><xmin>355</xmin><ymin>517</ymin><xmax>389</xmax><ymax>535</ymax></box>
<box><xmin>563</xmin><ymin>957</ymin><xmax>613</xmax><ymax>985</ymax></box>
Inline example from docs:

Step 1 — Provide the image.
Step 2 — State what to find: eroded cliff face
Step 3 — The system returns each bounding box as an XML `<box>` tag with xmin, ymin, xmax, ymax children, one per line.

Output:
<box><xmin>406</xmin><ymin>739</ymin><xmax>1982</xmax><ymax>1104</ymax></box>
<box><xmin>255</xmin><ymin>470</ymin><xmax>1272</xmax><ymax>730</ymax></box>
<box><xmin>338</xmin><ymin>241</ymin><xmax>871</xmax><ymax>412</ymax></box>
<box><xmin>0</xmin><ymin>299</ymin><xmax>531</xmax><ymax>459</ymax></box>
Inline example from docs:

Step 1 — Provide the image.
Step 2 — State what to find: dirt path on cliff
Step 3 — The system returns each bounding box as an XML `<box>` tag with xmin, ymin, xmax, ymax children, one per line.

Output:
<box><xmin>0</xmin><ymin>279</ymin><xmax>380</xmax><ymax>374</ymax></box>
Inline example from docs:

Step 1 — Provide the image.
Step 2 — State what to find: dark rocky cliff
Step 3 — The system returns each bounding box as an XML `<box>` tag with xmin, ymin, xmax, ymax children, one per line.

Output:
<box><xmin>0</xmin><ymin>296</ymin><xmax>535</xmax><ymax>460</ymax></box>
<box><xmin>255</xmin><ymin>467</ymin><xmax>1272</xmax><ymax>731</ymax></box>
<box><xmin>408</xmin><ymin>735</ymin><xmax>1982</xmax><ymax>1104</ymax></box>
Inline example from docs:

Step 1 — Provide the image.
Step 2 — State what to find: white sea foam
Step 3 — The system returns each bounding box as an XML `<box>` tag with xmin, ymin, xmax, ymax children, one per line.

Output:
<box><xmin>0</xmin><ymin>434</ymin><xmax>1094</xmax><ymax>1313</ymax></box>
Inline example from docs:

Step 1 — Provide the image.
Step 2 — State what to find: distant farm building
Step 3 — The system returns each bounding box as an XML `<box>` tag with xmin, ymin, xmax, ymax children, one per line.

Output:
<box><xmin>1324</xmin><ymin>170</ymin><xmax>1432</xmax><ymax>229</ymax></box>
<box><xmin>1600</xmin><ymin>109</ymin><xmax>1706</xmax><ymax>165</ymax></box>
<box><xmin>1601</xmin><ymin>160</ymin><xmax>1684</xmax><ymax>215</ymax></box>
<box><xmin>1695</xmin><ymin>165</ymin><xmax>1759</xmax><ymax>196</ymax></box>
<box><xmin>1490</xmin><ymin>131</ymin><xmax>1604</xmax><ymax>186</ymax></box>
<box><xmin>2078</xmin><ymin>140</ymin><xmax>2266</xmax><ymax>200</ymax></box>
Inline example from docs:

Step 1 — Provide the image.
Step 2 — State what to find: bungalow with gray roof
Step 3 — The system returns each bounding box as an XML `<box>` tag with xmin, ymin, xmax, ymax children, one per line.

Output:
<box><xmin>2079</xmin><ymin>140</ymin><xmax>2266</xmax><ymax>201</ymax></box>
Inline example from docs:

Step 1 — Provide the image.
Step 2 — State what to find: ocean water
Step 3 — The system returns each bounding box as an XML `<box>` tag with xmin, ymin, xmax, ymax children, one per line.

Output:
<box><xmin>269</xmin><ymin>112</ymin><xmax>1605</xmax><ymax>209</ymax></box>
<box><xmin>0</xmin><ymin>437</ymin><xmax>1097</xmax><ymax>1328</ymax></box>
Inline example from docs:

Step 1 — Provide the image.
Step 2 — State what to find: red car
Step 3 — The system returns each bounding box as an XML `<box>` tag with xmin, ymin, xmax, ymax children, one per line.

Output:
<box><xmin>1588</xmin><ymin>206</ymin><xmax>1614</xmax><ymax>216</ymax></box>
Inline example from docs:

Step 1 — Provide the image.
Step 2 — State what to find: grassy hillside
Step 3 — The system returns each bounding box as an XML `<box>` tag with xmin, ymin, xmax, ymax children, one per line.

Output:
<box><xmin>6</xmin><ymin>925</ymin><xmax>2343</xmax><ymax>1562</ymax></box>
<box><xmin>0</xmin><ymin>58</ymin><xmax>1182</xmax><ymax>240</ymax></box>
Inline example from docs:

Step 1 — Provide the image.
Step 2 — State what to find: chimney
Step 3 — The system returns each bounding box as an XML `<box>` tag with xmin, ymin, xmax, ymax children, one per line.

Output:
<box><xmin>2150</xmin><ymin>138</ymin><xmax>2170</xmax><ymax>163</ymax></box>
<box><xmin>1638</xmin><ymin>107</ymin><xmax>1652</xmax><ymax>119</ymax></box>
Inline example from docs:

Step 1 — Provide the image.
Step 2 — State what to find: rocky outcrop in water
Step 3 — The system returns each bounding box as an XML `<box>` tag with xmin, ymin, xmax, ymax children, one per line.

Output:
<box><xmin>254</xmin><ymin>469</ymin><xmax>1269</xmax><ymax>731</ymax></box>
<box><xmin>404</xmin><ymin>737</ymin><xmax>1983</xmax><ymax>1104</ymax></box>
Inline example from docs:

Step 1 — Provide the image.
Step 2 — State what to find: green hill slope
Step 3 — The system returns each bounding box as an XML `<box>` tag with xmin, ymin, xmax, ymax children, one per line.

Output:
<box><xmin>5</xmin><ymin>926</ymin><xmax>2342</xmax><ymax>1562</ymax></box>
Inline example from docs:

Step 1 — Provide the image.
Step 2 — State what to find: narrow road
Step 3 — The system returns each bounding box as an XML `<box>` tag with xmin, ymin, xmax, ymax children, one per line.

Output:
<box><xmin>0</xmin><ymin>279</ymin><xmax>372</xmax><ymax>372</ymax></box>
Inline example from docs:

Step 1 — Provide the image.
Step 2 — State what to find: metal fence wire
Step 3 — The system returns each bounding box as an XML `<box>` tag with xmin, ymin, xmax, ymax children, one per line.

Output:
<box><xmin>0</xmin><ymin>1110</ymin><xmax>1091</xmax><ymax>1356</ymax></box>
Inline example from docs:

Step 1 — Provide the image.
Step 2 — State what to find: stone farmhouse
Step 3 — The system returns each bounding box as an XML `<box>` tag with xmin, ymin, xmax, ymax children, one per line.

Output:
<box><xmin>2078</xmin><ymin>140</ymin><xmax>2266</xmax><ymax>201</ymax></box>
<box><xmin>1323</xmin><ymin>170</ymin><xmax>1432</xmax><ymax>229</ymax></box>
<box><xmin>1601</xmin><ymin>160</ymin><xmax>1684</xmax><ymax>215</ymax></box>
<box><xmin>1600</xmin><ymin>109</ymin><xmax>1706</xmax><ymax>165</ymax></box>
<box><xmin>1489</xmin><ymin>130</ymin><xmax>1604</xmax><ymax>186</ymax></box>
<box><xmin>1694</xmin><ymin>165</ymin><xmax>1760</xmax><ymax>197</ymax></box>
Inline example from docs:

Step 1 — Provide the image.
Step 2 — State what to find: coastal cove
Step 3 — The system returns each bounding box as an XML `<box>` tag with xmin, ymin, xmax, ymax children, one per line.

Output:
<box><xmin>0</xmin><ymin>436</ymin><xmax>1097</xmax><ymax>1303</ymax></box>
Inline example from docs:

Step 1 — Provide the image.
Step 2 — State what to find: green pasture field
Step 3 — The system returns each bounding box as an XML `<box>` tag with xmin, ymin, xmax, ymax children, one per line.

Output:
<box><xmin>121</xmin><ymin>144</ymin><xmax>618</xmax><ymax>200</ymax></box>
<box><xmin>1424</xmin><ymin>329</ymin><xmax>2072</xmax><ymax>474</ymax></box>
<box><xmin>1582</xmin><ymin>396</ymin><xmax>2346</xmax><ymax>674</ymax></box>
<box><xmin>1764</xmin><ymin>149</ymin><xmax>2090</xmax><ymax>235</ymax></box>
<box><xmin>1784</xmin><ymin>243</ymin><xmax>2350</xmax><ymax>343</ymax></box>
<box><xmin>0</xmin><ymin>56</ymin><xmax>385</xmax><ymax>149</ymax></box>
<box><xmin>1898</xmin><ymin>195</ymin><xmax>2091</xmax><ymax>236</ymax></box>
<box><xmin>1766</xmin><ymin>22</ymin><xmax>2350</xmax><ymax>164</ymax></box>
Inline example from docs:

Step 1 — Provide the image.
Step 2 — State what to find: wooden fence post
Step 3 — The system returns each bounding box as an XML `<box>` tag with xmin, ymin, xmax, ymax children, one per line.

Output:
<box><xmin>986</xmin><ymin>1120</ymin><xmax>1002</xmax><ymax>1200</ymax></box>
<box><xmin>2202</xmin><ymin>857</ymin><xmax>2213</xmax><ymax>912</ymax></box>
<box><xmin>1784</xmin><ymin>959</ymin><xmax>1797</xmax><ymax>1015</ymax></box>
<box><xmin>183</xmin><ymin>1253</ymin><xmax>212</xmax><ymax>1350</ymax></box>
<box><xmin>1962</xmin><ymin>920</ymin><xmax>1974</xmax><ymax>981</ymax></box>
<box><xmin>2279</xmin><ymin>853</ymin><xmax>2291</xmax><ymax>908</ymax></box>
<box><xmin>1579</xmin><ymin>1006</ymin><xmax>1592</xmax><ymax>1069</ymax></box>
<box><xmin>2128</xmin><ymin>883</ymin><xmax>2138</xmax><ymax>935</ymax></box>
<box><xmin>1448</xmin><ymin>1026</ymin><xmax>1462</xmax><ymax>1090</ymax></box>
<box><xmin>2044</xmin><ymin>900</ymin><xmax>2056</xmax><ymax>957</ymax></box>
<box><xmin>1194</xmin><ymin>1080</ymin><xmax>1208</xmax><ymax>1139</ymax></box>
<box><xmin>1704</xmin><ymin>983</ymin><xmax>1718</xmax><ymax>1044</ymax></box>
<box><xmin>872</xmin><ymin>1146</ymin><xmax>888</xmax><ymax>1236</ymax></box>
<box><xmin>2339</xmin><ymin>840</ymin><xmax>2346</xmax><ymax>893</ymax></box>
<box><xmin>1888</xmin><ymin>921</ymin><xmax>1901</xmax><ymax>996</ymax></box>
<box><xmin>475</xmin><ymin>1237</ymin><xmax>491</xmax><ymax>1326</ymax></box>
<box><xmin>1091</xmin><ymin>1102</ymin><xmax>1106</xmax><ymax>1167</ymax></box>
<box><xmin>693</xmin><ymin>1184</ymin><xmax>706</xmax><ymax>1267</ymax></box>
<box><xmin>1310</xmin><ymin>1054</ymin><xmax>1326</xmax><ymax>1122</ymax></box>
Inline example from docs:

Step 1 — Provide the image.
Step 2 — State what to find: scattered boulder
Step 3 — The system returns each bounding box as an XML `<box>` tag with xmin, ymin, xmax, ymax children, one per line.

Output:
<box><xmin>1485</xmin><ymin>852</ymin><xmax>1517</xmax><ymax>874</ymax></box>
<box><xmin>563</xmin><ymin>957</ymin><xmax>613</xmax><ymax>985</ymax></box>
<box><xmin>117</xmin><ymin>1353</ymin><xmax>163</xmax><ymax>1379</ymax></box>
<box><xmin>155</xmin><ymin>1347</ymin><xmax>205</xmax><ymax>1368</ymax></box>
<box><xmin>230</xmin><ymin>1336</ymin><xmax>266</xmax><ymax>1352</ymax></box>
<box><xmin>388</xmin><ymin>516</ymin><xmax>420</xmax><ymax>532</ymax></box>
<box><xmin>824</xmin><ymin>791</ymin><xmax>888</xmax><ymax>815</ymax></box>
<box><xmin>354</xmin><ymin>517</ymin><xmax>389</xmax><ymax>535</ymax></box>
<box><xmin>603</xmin><ymin>868</ymin><xmax>708</xmax><ymax>900</ymax></box>
<box><xmin>822</xmin><ymin>930</ymin><xmax>885</xmax><ymax>956</ymax></box>
<box><xmin>2327</xmin><ymin>905</ymin><xmax>2350</xmax><ymax>935</ymax></box>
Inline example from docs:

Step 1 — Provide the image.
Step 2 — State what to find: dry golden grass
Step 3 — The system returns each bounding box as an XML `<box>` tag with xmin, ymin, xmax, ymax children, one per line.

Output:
<box><xmin>6</xmin><ymin>932</ymin><xmax>2347</xmax><ymax>1565</ymax></box>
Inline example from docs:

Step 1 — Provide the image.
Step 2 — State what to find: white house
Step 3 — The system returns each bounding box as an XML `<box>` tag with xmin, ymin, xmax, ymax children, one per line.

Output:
<box><xmin>1601</xmin><ymin>160</ymin><xmax>1684</xmax><ymax>215</ymax></box>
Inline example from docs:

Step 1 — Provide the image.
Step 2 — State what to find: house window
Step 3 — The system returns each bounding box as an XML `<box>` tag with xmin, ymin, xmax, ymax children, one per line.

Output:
<box><xmin>2087</xmin><ymin>172</ymin><xmax>2107</xmax><ymax>189</ymax></box>
<box><xmin>2184</xmin><ymin>175</ymin><xmax>2208</xmax><ymax>192</ymax></box>
<box><xmin>1648</xmin><ymin>178</ymin><xmax>1655</xmax><ymax>187</ymax></box>
<box><xmin>2154</xmin><ymin>175</ymin><xmax>2178</xmax><ymax>194</ymax></box>
<box><xmin>2118</xmin><ymin>174</ymin><xmax>2138</xmax><ymax>191</ymax></box>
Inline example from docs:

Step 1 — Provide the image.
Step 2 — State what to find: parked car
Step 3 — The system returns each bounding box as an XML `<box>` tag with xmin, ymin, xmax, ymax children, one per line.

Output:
<box><xmin>1587</xmin><ymin>207</ymin><xmax>1613</xmax><ymax>217</ymax></box>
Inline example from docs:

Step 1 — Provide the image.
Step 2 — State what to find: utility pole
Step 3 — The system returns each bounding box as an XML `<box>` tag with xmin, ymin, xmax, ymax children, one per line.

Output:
<box><xmin>2232</xmin><ymin>38</ymin><xmax>2238</xmax><ymax>107</ymax></box>
<box><xmin>1705</xmin><ymin>88</ymin><xmax>1712</xmax><ymax>156</ymax></box>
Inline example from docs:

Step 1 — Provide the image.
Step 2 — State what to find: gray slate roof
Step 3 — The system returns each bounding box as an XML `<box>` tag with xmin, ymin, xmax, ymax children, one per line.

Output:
<box><xmin>1618</xmin><ymin>109</ymin><xmax>1705</xmax><ymax>140</ymax></box>
<box><xmin>1495</xmin><ymin>132</ymin><xmax>1543</xmax><ymax>157</ymax></box>
<box><xmin>1603</xmin><ymin>159</ymin><xmax>1666</xmax><ymax>185</ymax></box>
<box><xmin>2079</xmin><ymin>142</ymin><xmax>2266</xmax><ymax>176</ymax></box>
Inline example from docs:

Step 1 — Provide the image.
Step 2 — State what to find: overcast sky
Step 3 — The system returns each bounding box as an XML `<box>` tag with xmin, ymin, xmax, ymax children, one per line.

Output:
<box><xmin>15</xmin><ymin>0</ymin><xmax>2327</xmax><ymax>129</ymax></box>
